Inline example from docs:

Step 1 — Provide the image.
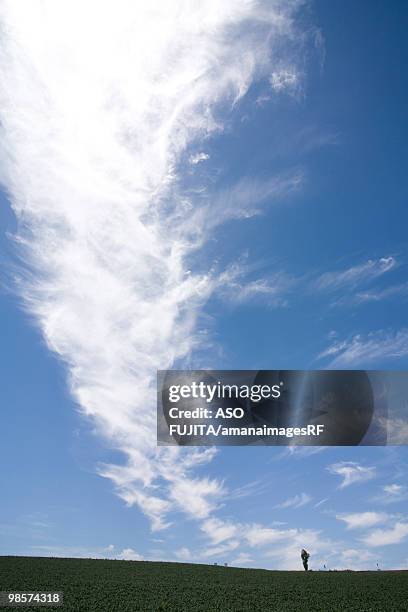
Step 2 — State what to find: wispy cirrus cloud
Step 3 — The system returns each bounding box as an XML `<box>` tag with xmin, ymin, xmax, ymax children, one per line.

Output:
<box><xmin>314</xmin><ymin>256</ymin><xmax>396</xmax><ymax>292</ymax></box>
<box><xmin>279</xmin><ymin>446</ymin><xmax>327</xmax><ymax>459</ymax></box>
<box><xmin>372</xmin><ymin>483</ymin><xmax>408</xmax><ymax>505</ymax></box>
<box><xmin>318</xmin><ymin>329</ymin><xmax>408</xmax><ymax>367</ymax></box>
<box><xmin>0</xmin><ymin>1</ymin><xmax>311</xmax><ymax>533</ymax></box>
<box><xmin>353</xmin><ymin>282</ymin><xmax>408</xmax><ymax>304</ymax></box>
<box><xmin>327</xmin><ymin>462</ymin><xmax>376</xmax><ymax>488</ymax></box>
<box><xmin>218</xmin><ymin>261</ymin><xmax>294</xmax><ymax>307</ymax></box>
<box><xmin>190</xmin><ymin>172</ymin><xmax>304</xmax><ymax>240</ymax></box>
<box><xmin>274</xmin><ymin>492</ymin><xmax>312</xmax><ymax>509</ymax></box>
<box><xmin>311</xmin><ymin>256</ymin><xmax>408</xmax><ymax>310</ymax></box>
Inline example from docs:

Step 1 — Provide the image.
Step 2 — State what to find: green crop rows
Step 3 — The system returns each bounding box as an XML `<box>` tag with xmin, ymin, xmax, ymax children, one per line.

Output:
<box><xmin>0</xmin><ymin>556</ymin><xmax>407</xmax><ymax>611</ymax></box>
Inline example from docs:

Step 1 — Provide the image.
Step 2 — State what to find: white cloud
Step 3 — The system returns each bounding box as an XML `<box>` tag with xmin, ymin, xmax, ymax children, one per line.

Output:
<box><xmin>318</xmin><ymin>329</ymin><xmax>408</xmax><ymax>367</ymax></box>
<box><xmin>327</xmin><ymin>462</ymin><xmax>376</xmax><ymax>488</ymax></box>
<box><xmin>382</xmin><ymin>417</ymin><xmax>408</xmax><ymax>445</ymax></box>
<box><xmin>0</xmin><ymin>1</ymin><xmax>308</xmax><ymax>531</ymax></box>
<box><xmin>245</xmin><ymin>525</ymin><xmax>297</xmax><ymax>547</ymax></box>
<box><xmin>195</xmin><ymin>514</ymin><xmax>397</xmax><ymax>570</ymax></box>
<box><xmin>370</xmin><ymin>482</ymin><xmax>408</xmax><ymax>506</ymax></box>
<box><xmin>198</xmin><ymin>518</ymin><xmax>333</xmax><ymax>570</ymax></box>
<box><xmin>218</xmin><ymin>263</ymin><xmax>294</xmax><ymax>307</ymax></box>
<box><xmin>354</xmin><ymin>282</ymin><xmax>408</xmax><ymax>304</ymax></box>
<box><xmin>117</xmin><ymin>548</ymin><xmax>143</xmax><ymax>561</ymax></box>
<box><xmin>339</xmin><ymin>548</ymin><xmax>376</xmax><ymax>570</ymax></box>
<box><xmin>269</xmin><ymin>69</ymin><xmax>300</xmax><ymax>95</ymax></box>
<box><xmin>168</xmin><ymin>476</ymin><xmax>225</xmax><ymax>520</ymax></box>
<box><xmin>175</xmin><ymin>547</ymin><xmax>192</xmax><ymax>561</ymax></box>
<box><xmin>314</xmin><ymin>257</ymin><xmax>396</xmax><ymax>292</ymax></box>
<box><xmin>229</xmin><ymin>277</ymin><xmax>289</xmax><ymax>304</ymax></box>
<box><xmin>314</xmin><ymin>498</ymin><xmax>328</xmax><ymax>508</ymax></box>
<box><xmin>30</xmin><ymin>545</ymin><xmax>108</xmax><ymax>559</ymax></box>
<box><xmin>262</xmin><ymin>528</ymin><xmax>332</xmax><ymax>570</ymax></box>
<box><xmin>30</xmin><ymin>543</ymin><xmax>141</xmax><ymax>560</ymax></box>
<box><xmin>199</xmin><ymin>517</ymin><xmax>320</xmax><ymax>563</ymax></box>
<box><xmin>201</xmin><ymin>539</ymin><xmax>240</xmax><ymax>558</ymax></box>
<box><xmin>182</xmin><ymin>513</ymin><xmax>395</xmax><ymax>570</ymax></box>
<box><xmin>274</xmin><ymin>493</ymin><xmax>312</xmax><ymax>509</ymax></box>
<box><xmin>361</xmin><ymin>523</ymin><xmax>408</xmax><ymax>547</ymax></box>
<box><xmin>201</xmin><ymin>518</ymin><xmax>238</xmax><ymax>545</ymax></box>
<box><xmin>384</xmin><ymin>484</ymin><xmax>404</xmax><ymax>496</ymax></box>
<box><xmin>189</xmin><ymin>152</ymin><xmax>209</xmax><ymax>165</ymax></box>
<box><xmin>228</xmin><ymin>478</ymin><xmax>271</xmax><ymax>501</ymax></box>
<box><xmin>279</xmin><ymin>446</ymin><xmax>327</xmax><ymax>459</ymax></box>
<box><xmin>230</xmin><ymin>553</ymin><xmax>253</xmax><ymax>566</ymax></box>
<box><xmin>192</xmin><ymin>172</ymin><xmax>303</xmax><ymax>239</ymax></box>
<box><xmin>336</xmin><ymin>512</ymin><xmax>388</xmax><ymax>530</ymax></box>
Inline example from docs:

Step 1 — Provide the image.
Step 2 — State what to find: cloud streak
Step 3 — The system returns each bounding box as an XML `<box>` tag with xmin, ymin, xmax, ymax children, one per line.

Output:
<box><xmin>0</xmin><ymin>1</ymin><xmax>307</xmax><ymax>531</ymax></box>
<box><xmin>318</xmin><ymin>329</ymin><xmax>408</xmax><ymax>367</ymax></box>
<box><xmin>274</xmin><ymin>493</ymin><xmax>312</xmax><ymax>509</ymax></box>
<box><xmin>314</xmin><ymin>257</ymin><xmax>396</xmax><ymax>292</ymax></box>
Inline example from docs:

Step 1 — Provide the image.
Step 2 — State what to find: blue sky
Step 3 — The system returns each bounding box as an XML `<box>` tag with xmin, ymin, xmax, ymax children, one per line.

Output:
<box><xmin>0</xmin><ymin>1</ymin><xmax>408</xmax><ymax>570</ymax></box>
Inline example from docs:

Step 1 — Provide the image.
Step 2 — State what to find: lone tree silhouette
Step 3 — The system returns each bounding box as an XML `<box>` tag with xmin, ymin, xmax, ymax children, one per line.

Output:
<box><xmin>301</xmin><ymin>549</ymin><xmax>310</xmax><ymax>571</ymax></box>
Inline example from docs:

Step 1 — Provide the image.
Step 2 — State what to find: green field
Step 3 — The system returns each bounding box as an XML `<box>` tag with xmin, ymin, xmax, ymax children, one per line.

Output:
<box><xmin>0</xmin><ymin>556</ymin><xmax>407</xmax><ymax>611</ymax></box>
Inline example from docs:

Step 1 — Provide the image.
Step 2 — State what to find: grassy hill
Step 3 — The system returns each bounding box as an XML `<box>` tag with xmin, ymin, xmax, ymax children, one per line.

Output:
<box><xmin>0</xmin><ymin>556</ymin><xmax>407</xmax><ymax>611</ymax></box>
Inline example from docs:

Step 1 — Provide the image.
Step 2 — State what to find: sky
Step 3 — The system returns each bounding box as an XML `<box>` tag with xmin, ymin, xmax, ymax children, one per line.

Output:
<box><xmin>0</xmin><ymin>0</ymin><xmax>408</xmax><ymax>570</ymax></box>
